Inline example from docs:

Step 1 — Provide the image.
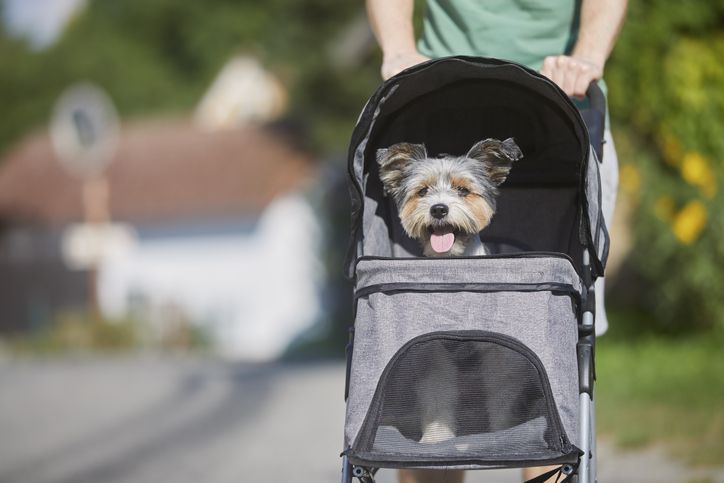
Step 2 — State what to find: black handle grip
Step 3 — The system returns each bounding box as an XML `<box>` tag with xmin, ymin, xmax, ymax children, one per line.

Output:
<box><xmin>585</xmin><ymin>81</ymin><xmax>607</xmax><ymax>123</ymax></box>
<box><xmin>579</xmin><ymin>81</ymin><xmax>606</xmax><ymax>162</ymax></box>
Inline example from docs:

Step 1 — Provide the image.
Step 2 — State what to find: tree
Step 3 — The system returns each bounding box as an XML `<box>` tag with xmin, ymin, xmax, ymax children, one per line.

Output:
<box><xmin>0</xmin><ymin>0</ymin><xmax>381</xmax><ymax>156</ymax></box>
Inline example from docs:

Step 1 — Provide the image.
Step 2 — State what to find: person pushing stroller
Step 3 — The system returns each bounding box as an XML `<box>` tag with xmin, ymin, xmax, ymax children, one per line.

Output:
<box><xmin>364</xmin><ymin>1</ymin><xmax>628</xmax><ymax>482</ymax></box>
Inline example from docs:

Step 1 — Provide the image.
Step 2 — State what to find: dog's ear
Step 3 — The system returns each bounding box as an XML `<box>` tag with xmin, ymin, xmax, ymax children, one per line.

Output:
<box><xmin>466</xmin><ymin>137</ymin><xmax>522</xmax><ymax>186</ymax></box>
<box><xmin>376</xmin><ymin>143</ymin><xmax>427</xmax><ymax>198</ymax></box>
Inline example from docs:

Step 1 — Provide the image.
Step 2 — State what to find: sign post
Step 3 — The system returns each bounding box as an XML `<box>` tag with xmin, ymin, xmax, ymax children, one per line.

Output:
<box><xmin>50</xmin><ymin>83</ymin><xmax>127</xmax><ymax>319</ymax></box>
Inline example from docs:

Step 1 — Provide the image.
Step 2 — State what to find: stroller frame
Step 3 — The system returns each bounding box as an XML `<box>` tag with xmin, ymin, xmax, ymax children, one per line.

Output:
<box><xmin>340</xmin><ymin>57</ymin><xmax>608</xmax><ymax>483</ymax></box>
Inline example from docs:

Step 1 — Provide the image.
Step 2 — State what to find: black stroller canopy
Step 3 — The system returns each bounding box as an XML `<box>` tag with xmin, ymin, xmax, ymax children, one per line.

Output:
<box><xmin>347</xmin><ymin>57</ymin><xmax>607</xmax><ymax>277</ymax></box>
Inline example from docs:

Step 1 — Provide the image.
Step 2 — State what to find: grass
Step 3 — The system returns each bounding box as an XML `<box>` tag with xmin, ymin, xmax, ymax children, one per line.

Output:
<box><xmin>596</xmin><ymin>309</ymin><xmax>724</xmax><ymax>466</ymax></box>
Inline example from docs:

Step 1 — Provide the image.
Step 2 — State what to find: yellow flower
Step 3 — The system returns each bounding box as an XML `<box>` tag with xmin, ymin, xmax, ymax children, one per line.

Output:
<box><xmin>654</xmin><ymin>196</ymin><xmax>675</xmax><ymax>221</ymax></box>
<box><xmin>619</xmin><ymin>164</ymin><xmax>641</xmax><ymax>194</ymax></box>
<box><xmin>671</xmin><ymin>200</ymin><xmax>708</xmax><ymax>245</ymax></box>
<box><xmin>681</xmin><ymin>152</ymin><xmax>717</xmax><ymax>198</ymax></box>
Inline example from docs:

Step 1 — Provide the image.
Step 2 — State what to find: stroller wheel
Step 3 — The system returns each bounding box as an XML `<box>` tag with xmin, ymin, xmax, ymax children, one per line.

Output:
<box><xmin>352</xmin><ymin>465</ymin><xmax>376</xmax><ymax>483</ymax></box>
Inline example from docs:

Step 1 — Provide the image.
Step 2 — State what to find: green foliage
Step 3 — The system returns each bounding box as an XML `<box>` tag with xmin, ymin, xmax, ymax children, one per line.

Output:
<box><xmin>607</xmin><ymin>1</ymin><xmax>724</xmax><ymax>331</ymax></box>
<box><xmin>0</xmin><ymin>0</ymin><xmax>381</xmax><ymax>156</ymax></box>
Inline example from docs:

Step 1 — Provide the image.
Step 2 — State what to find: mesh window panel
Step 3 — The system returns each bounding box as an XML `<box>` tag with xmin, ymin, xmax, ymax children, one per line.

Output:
<box><xmin>355</xmin><ymin>334</ymin><xmax>567</xmax><ymax>462</ymax></box>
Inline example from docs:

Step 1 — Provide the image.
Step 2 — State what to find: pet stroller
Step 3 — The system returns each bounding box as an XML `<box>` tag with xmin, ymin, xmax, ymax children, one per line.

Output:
<box><xmin>341</xmin><ymin>57</ymin><xmax>609</xmax><ymax>483</ymax></box>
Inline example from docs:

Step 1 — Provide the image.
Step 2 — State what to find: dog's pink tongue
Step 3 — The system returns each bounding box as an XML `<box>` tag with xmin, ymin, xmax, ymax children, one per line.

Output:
<box><xmin>431</xmin><ymin>231</ymin><xmax>455</xmax><ymax>253</ymax></box>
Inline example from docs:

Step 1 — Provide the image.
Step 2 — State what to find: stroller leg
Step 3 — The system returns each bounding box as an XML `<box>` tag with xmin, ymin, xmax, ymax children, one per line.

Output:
<box><xmin>341</xmin><ymin>455</ymin><xmax>353</xmax><ymax>483</ymax></box>
<box><xmin>578</xmin><ymin>250</ymin><xmax>596</xmax><ymax>483</ymax></box>
<box><xmin>591</xmin><ymin>398</ymin><xmax>597</xmax><ymax>482</ymax></box>
<box><xmin>579</xmin><ymin>393</ymin><xmax>592</xmax><ymax>483</ymax></box>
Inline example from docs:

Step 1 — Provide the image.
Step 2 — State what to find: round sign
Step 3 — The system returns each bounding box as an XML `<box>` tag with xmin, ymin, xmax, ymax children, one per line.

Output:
<box><xmin>50</xmin><ymin>83</ymin><xmax>119</xmax><ymax>177</ymax></box>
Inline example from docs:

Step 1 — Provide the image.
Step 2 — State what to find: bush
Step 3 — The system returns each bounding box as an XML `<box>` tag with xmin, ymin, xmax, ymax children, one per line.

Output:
<box><xmin>4</xmin><ymin>308</ymin><xmax>211</xmax><ymax>355</ymax></box>
<box><xmin>606</xmin><ymin>1</ymin><xmax>724</xmax><ymax>331</ymax></box>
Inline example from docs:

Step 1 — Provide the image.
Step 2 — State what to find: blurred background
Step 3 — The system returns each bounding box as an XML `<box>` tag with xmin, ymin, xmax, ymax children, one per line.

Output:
<box><xmin>0</xmin><ymin>1</ymin><xmax>721</xmax><ymax>482</ymax></box>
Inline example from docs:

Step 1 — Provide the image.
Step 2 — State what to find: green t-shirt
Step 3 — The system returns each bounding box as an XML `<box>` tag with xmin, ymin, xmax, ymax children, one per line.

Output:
<box><xmin>418</xmin><ymin>0</ymin><xmax>580</xmax><ymax>71</ymax></box>
<box><xmin>417</xmin><ymin>0</ymin><xmax>608</xmax><ymax>123</ymax></box>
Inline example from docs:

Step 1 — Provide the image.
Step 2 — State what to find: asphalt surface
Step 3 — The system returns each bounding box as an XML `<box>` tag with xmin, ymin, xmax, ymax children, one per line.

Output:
<box><xmin>0</xmin><ymin>356</ymin><xmax>721</xmax><ymax>483</ymax></box>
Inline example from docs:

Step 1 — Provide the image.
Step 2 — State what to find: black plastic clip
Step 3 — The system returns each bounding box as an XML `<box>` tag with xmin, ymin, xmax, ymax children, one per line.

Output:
<box><xmin>523</xmin><ymin>462</ymin><xmax>579</xmax><ymax>483</ymax></box>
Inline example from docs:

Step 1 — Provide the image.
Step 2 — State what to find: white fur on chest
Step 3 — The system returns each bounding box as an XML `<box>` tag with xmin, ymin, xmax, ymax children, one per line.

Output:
<box><xmin>461</xmin><ymin>235</ymin><xmax>487</xmax><ymax>256</ymax></box>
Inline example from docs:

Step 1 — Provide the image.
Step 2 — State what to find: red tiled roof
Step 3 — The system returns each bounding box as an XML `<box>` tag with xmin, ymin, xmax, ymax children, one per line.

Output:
<box><xmin>0</xmin><ymin>119</ymin><xmax>314</xmax><ymax>225</ymax></box>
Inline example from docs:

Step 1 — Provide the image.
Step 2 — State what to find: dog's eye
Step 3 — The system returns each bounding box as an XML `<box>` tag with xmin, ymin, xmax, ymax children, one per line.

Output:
<box><xmin>456</xmin><ymin>186</ymin><xmax>470</xmax><ymax>196</ymax></box>
<box><xmin>417</xmin><ymin>187</ymin><xmax>428</xmax><ymax>197</ymax></box>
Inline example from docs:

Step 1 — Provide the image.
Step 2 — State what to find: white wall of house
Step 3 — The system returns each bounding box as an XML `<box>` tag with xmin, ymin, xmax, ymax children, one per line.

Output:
<box><xmin>97</xmin><ymin>193</ymin><xmax>323</xmax><ymax>361</ymax></box>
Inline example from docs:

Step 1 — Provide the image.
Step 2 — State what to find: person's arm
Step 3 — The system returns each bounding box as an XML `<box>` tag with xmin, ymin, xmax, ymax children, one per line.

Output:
<box><xmin>540</xmin><ymin>0</ymin><xmax>628</xmax><ymax>97</ymax></box>
<box><xmin>366</xmin><ymin>0</ymin><xmax>430</xmax><ymax>79</ymax></box>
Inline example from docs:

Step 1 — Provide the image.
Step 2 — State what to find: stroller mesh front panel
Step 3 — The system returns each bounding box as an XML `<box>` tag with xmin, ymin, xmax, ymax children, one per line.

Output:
<box><xmin>354</xmin><ymin>333</ymin><xmax>571</xmax><ymax>464</ymax></box>
<box><xmin>345</xmin><ymin>257</ymin><xmax>582</xmax><ymax>468</ymax></box>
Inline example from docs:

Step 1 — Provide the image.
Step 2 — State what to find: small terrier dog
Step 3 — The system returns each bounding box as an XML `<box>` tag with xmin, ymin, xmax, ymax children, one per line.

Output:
<box><xmin>377</xmin><ymin>137</ymin><xmax>522</xmax><ymax>257</ymax></box>
<box><xmin>377</xmin><ymin>138</ymin><xmax>522</xmax><ymax>445</ymax></box>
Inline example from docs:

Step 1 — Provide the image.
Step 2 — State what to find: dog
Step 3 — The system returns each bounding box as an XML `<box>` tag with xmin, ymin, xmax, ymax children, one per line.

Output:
<box><xmin>377</xmin><ymin>138</ymin><xmax>522</xmax><ymax>257</ymax></box>
<box><xmin>377</xmin><ymin>138</ymin><xmax>522</xmax><ymax>444</ymax></box>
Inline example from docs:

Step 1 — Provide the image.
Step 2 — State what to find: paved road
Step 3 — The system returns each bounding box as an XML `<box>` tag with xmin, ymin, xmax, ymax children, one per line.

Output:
<box><xmin>0</xmin><ymin>356</ymin><xmax>721</xmax><ymax>483</ymax></box>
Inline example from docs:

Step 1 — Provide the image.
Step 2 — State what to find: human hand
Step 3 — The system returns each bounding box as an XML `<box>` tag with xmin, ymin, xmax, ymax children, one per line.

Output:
<box><xmin>540</xmin><ymin>55</ymin><xmax>603</xmax><ymax>98</ymax></box>
<box><xmin>381</xmin><ymin>51</ymin><xmax>430</xmax><ymax>80</ymax></box>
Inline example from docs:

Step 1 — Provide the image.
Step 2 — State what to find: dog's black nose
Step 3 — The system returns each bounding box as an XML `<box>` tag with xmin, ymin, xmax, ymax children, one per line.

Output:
<box><xmin>430</xmin><ymin>204</ymin><xmax>449</xmax><ymax>219</ymax></box>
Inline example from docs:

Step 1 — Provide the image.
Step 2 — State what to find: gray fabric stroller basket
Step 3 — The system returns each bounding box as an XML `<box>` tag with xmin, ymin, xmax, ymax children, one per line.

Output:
<box><xmin>341</xmin><ymin>57</ymin><xmax>608</xmax><ymax>481</ymax></box>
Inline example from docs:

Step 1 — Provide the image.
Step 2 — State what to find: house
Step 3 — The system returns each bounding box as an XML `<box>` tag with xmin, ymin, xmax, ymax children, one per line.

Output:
<box><xmin>0</xmin><ymin>119</ymin><xmax>323</xmax><ymax>360</ymax></box>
